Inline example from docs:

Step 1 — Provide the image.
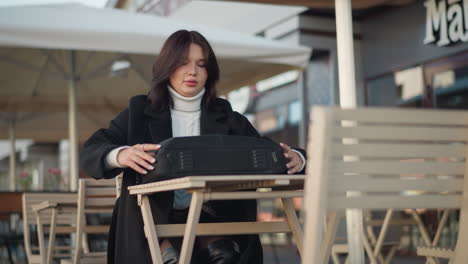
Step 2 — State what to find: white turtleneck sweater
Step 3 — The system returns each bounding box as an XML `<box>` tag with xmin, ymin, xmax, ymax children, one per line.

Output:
<box><xmin>168</xmin><ymin>86</ymin><xmax>204</xmax><ymax>138</ymax></box>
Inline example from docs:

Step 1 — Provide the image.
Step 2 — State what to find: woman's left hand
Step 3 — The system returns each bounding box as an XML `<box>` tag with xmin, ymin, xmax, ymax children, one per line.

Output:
<box><xmin>280</xmin><ymin>143</ymin><xmax>303</xmax><ymax>174</ymax></box>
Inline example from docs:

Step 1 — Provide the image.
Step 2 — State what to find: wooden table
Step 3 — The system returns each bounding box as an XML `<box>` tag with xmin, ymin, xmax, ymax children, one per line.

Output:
<box><xmin>128</xmin><ymin>174</ymin><xmax>305</xmax><ymax>264</ymax></box>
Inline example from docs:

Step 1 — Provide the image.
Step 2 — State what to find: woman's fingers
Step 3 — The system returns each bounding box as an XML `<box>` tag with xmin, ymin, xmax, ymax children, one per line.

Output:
<box><xmin>280</xmin><ymin>142</ymin><xmax>303</xmax><ymax>174</ymax></box>
<box><xmin>131</xmin><ymin>154</ymin><xmax>154</xmax><ymax>171</ymax></box>
<box><xmin>118</xmin><ymin>143</ymin><xmax>160</xmax><ymax>174</ymax></box>
<box><xmin>287</xmin><ymin>160</ymin><xmax>298</xmax><ymax>169</ymax></box>
<box><xmin>279</xmin><ymin>142</ymin><xmax>291</xmax><ymax>154</ymax></box>
<box><xmin>287</xmin><ymin>160</ymin><xmax>300</xmax><ymax>174</ymax></box>
<box><xmin>136</xmin><ymin>148</ymin><xmax>157</xmax><ymax>165</ymax></box>
<box><xmin>138</xmin><ymin>144</ymin><xmax>161</xmax><ymax>152</ymax></box>
<box><xmin>146</xmin><ymin>144</ymin><xmax>161</xmax><ymax>151</ymax></box>
<box><xmin>128</xmin><ymin>162</ymin><xmax>148</xmax><ymax>175</ymax></box>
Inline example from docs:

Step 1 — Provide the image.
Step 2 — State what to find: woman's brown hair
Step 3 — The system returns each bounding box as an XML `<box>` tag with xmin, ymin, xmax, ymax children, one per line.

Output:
<box><xmin>148</xmin><ymin>30</ymin><xmax>220</xmax><ymax>111</ymax></box>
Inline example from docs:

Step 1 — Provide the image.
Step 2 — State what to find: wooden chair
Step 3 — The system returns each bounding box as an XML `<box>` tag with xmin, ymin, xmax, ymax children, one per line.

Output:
<box><xmin>64</xmin><ymin>178</ymin><xmax>116</xmax><ymax>264</ymax></box>
<box><xmin>33</xmin><ymin>177</ymin><xmax>121</xmax><ymax>264</ymax></box>
<box><xmin>128</xmin><ymin>175</ymin><xmax>305</xmax><ymax>264</ymax></box>
<box><xmin>302</xmin><ymin>106</ymin><xmax>468</xmax><ymax>264</ymax></box>
<box><xmin>22</xmin><ymin>192</ymin><xmax>77</xmax><ymax>264</ymax></box>
<box><xmin>33</xmin><ymin>178</ymin><xmax>116</xmax><ymax>264</ymax></box>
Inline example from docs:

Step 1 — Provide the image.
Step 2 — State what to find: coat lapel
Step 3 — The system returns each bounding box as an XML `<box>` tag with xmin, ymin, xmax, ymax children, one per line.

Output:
<box><xmin>200</xmin><ymin>105</ymin><xmax>230</xmax><ymax>135</ymax></box>
<box><xmin>143</xmin><ymin>105</ymin><xmax>173</xmax><ymax>143</ymax></box>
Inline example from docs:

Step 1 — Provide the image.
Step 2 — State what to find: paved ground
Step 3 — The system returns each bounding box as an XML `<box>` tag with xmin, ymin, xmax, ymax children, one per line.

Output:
<box><xmin>263</xmin><ymin>245</ymin><xmax>434</xmax><ymax>264</ymax></box>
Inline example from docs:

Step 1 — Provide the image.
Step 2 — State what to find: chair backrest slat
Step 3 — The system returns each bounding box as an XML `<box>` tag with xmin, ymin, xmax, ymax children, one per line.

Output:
<box><xmin>84</xmin><ymin>179</ymin><xmax>116</xmax><ymax>187</ymax></box>
<box><xmin>329</xmin><ymin>195</ymin><xmax>461</xmax><ymax>210</ymax></box>
<box><xmin>86</xmin><ymin>187</ymin><xmax>117</xmax><ymax>196</ymax></box>
<box><xmin>334</xmin><ymin>107</ymin><xmax>468</xmax><ymax>125</ymax></box>
<box><xmin>331</xmin><ymin>176</ymin><xmax>463</xmax><ymax>192</ymax></box>
<box><xmin>330</xmin><ymin>160</ymin><xmax>465</xmax><ymax>175</ymax></box>
<box><xmin>85</xmin><ymin>197</ymin><xmax>116</xmax><ymax>207</ymax></box>
<box><xmin>333</xmin><ymin>142</ymin><xmax>466</xmax><ymax>158</ymax></box>
<box><xmin>334</xmin><ymin>126</ymin><xmax>468</xmax><ymax>141</ymax></box>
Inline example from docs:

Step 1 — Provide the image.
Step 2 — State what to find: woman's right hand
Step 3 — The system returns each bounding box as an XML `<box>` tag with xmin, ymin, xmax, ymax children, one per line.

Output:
<box><xmin>117</xmin><ymin>144</ymin><xmax>161</xmax><ymax>174</ymax></box>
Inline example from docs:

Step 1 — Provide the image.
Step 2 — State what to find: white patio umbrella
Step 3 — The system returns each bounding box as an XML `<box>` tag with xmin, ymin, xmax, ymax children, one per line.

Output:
<box><xmin>0</xmin><ymin>3</ymin><xmax>311</xmax><ymax>191</ymax></box>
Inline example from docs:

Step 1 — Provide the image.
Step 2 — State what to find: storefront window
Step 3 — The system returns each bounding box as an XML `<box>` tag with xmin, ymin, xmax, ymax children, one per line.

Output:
<box><xmin>425</xmin><ymin>51</ymin><xmax>468</xmax><ymax>109</ymax></box>
<box><xmin>366</xmin><ymin>51</ymin><xmax>468</xmax><ymax>109</ymax></box>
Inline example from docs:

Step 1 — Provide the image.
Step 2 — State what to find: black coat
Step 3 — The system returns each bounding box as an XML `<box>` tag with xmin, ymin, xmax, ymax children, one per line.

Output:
<box><xmin>80</xmin><ymin>95</ymin><xmax>266</xmax><ymax>264</ymax></box>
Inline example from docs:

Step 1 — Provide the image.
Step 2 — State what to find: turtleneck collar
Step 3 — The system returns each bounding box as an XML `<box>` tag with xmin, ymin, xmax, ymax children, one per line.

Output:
<box><xmin>168</xmin><ymin>85</ymin><xmax>205</xmax><ymax>112</ymax></box>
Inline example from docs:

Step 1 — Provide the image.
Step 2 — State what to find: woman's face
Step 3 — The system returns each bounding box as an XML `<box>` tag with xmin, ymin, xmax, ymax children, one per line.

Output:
<box><xmin>169</xmin><ymin>43</ymin><xmax>208</xmax><ymax>97</ymax></box>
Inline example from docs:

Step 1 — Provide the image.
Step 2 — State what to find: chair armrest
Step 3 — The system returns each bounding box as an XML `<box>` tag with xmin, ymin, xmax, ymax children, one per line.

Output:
<box><xmin>32</xmin><ymin>201</ymin><xmax>58</xmax><ymax>213</ymax></box>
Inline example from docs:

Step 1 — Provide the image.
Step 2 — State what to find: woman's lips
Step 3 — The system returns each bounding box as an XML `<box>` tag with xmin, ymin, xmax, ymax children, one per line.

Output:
<box><xmin>184</xmin><ymin>80</ymin><xmax>198</xmax><ymax>87</ymax></box>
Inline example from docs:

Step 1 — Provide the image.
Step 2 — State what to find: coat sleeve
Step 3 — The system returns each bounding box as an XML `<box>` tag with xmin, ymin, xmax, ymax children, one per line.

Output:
<box><xmin>80</xmin><ymin>108</ymin><xmax>129</xmax><ymax>180</ymax></box>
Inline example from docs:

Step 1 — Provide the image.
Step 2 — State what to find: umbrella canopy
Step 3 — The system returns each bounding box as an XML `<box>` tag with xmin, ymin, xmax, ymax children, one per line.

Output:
<box><xmin>0</xmin><ymin>111</ymin><xmax>116</xmax><ymax>142</ymax></box>
<box><xmin>0</xmin><ymin>3</ymin><xmax>310</xmax><ymax>141</ymax></box>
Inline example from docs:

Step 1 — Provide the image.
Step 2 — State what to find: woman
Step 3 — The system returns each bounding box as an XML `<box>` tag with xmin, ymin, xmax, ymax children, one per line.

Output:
<box><xmin>80</xmin><ymin>30</ymin><xmax>306</xmax><ymax>264</ymax></box>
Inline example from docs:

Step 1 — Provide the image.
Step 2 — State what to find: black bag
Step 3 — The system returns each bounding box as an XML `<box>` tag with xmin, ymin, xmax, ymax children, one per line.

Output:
<box><xmin>142</xmin><ymin>135</ymin><xmax>288</xmax><ymax>183</ymax></box>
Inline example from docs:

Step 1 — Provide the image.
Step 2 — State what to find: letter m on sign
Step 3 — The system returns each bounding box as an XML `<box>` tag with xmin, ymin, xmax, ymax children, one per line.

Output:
<box><xmin>424</xmin><ymin>0</ymin><xmax>450</xmax><ymax>46</ymax></box>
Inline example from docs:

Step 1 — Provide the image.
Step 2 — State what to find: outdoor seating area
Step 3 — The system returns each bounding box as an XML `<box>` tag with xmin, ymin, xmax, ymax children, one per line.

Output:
<box><xmin>2</xmin><ymin>0</ymin><xmax>468</xmax><ymax>264</ymax></box>
<box><xmin>3</xmin><ymin>106</ymin><xmax>468</xmax><ymax>263</ymax></box>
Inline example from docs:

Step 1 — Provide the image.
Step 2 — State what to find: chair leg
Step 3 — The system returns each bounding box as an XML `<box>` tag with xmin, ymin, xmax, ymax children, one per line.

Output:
<box><xmin>34</xmin><ymin>211</ymin><xmax>47</xmax><ymax>264</ymax></box>
<box><xmin>372</xmin><ymin>209</ymin><xmax>393</xmax><ymax>260</ymax></box>
<box><xmin>321</xmin><ymin>211</ymin><xmax>340</xmax><ymax>264</ymax></box>
<box><xmin>362</xmin><ymin>232</ymin><xmax>378</xmax><ymax>264</ymax></box>
<box><xmin>46</xmin><ymin>208</ymin><xmax>57</xmax><ymax>264</ymax></box>
<box><xmin>411</xmin><ymin>210</ymin><xmax>439</xmax><ymax>264</ymax></box>
<box><xmin>331</xmin><ymin>246</ymin><xmax>342</xmax><ymax>264</ymax></box>
<box><xmin>432</xmin><ymin>209</ymin><xmax>449</xmax><ymax>247</ymax></box>
<box><xmin>384</xmin><ymin>245</ymin><xmax>397</xmax><ymax>264</ymax></box>
<box><xmin>331</xmin><ymin>251</ymin><xmax>341</xmax><ymax>264</ymax></box>
<box><xmin>179</xmin><ymin>192</ymin><xmax>204</xmax><ymax>264</ymax></box>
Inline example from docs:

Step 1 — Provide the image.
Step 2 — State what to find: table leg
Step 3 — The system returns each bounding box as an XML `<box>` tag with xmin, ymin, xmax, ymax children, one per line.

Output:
<box><xmin>140</xmin><ymin>195</ymin><xmax>164</xmax><ymax>264</ymax></box>
<box><xmin>281</xmin><ymin>198</ymin><xmax>303</xmax><ymax>256</ymax></box>
<box><xmin>179</xmin><ymin>192</ymin><xmax>204</xmax><ymax>264</ymax></box>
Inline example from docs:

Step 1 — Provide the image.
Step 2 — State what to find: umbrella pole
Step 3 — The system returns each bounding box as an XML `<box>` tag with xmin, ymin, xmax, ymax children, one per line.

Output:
<box><xmin>335</xmin><ymin>0</ymin><xmax>365</xmax><ymax>263</ymax></box>
<box><xmin>9</xmin><ymin>117</ymin><xmax>16</xmax><ymax>191</ymax></box>
<box><xmin>69</xmin><ymin>51</ymin><xmax>79</xmax><ymax>191</ymax></box>
<box><xmin>298</xmin><ymin>70</ymin><xmax>308</xmax><ymax>149</ymax></box>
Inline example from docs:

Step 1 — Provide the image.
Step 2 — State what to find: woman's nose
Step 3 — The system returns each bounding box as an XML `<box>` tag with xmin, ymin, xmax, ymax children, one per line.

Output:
<box><xmin>188</xmin><ymin>63</ymin><xmax>197</xmax><ymax>76</ymax></box>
